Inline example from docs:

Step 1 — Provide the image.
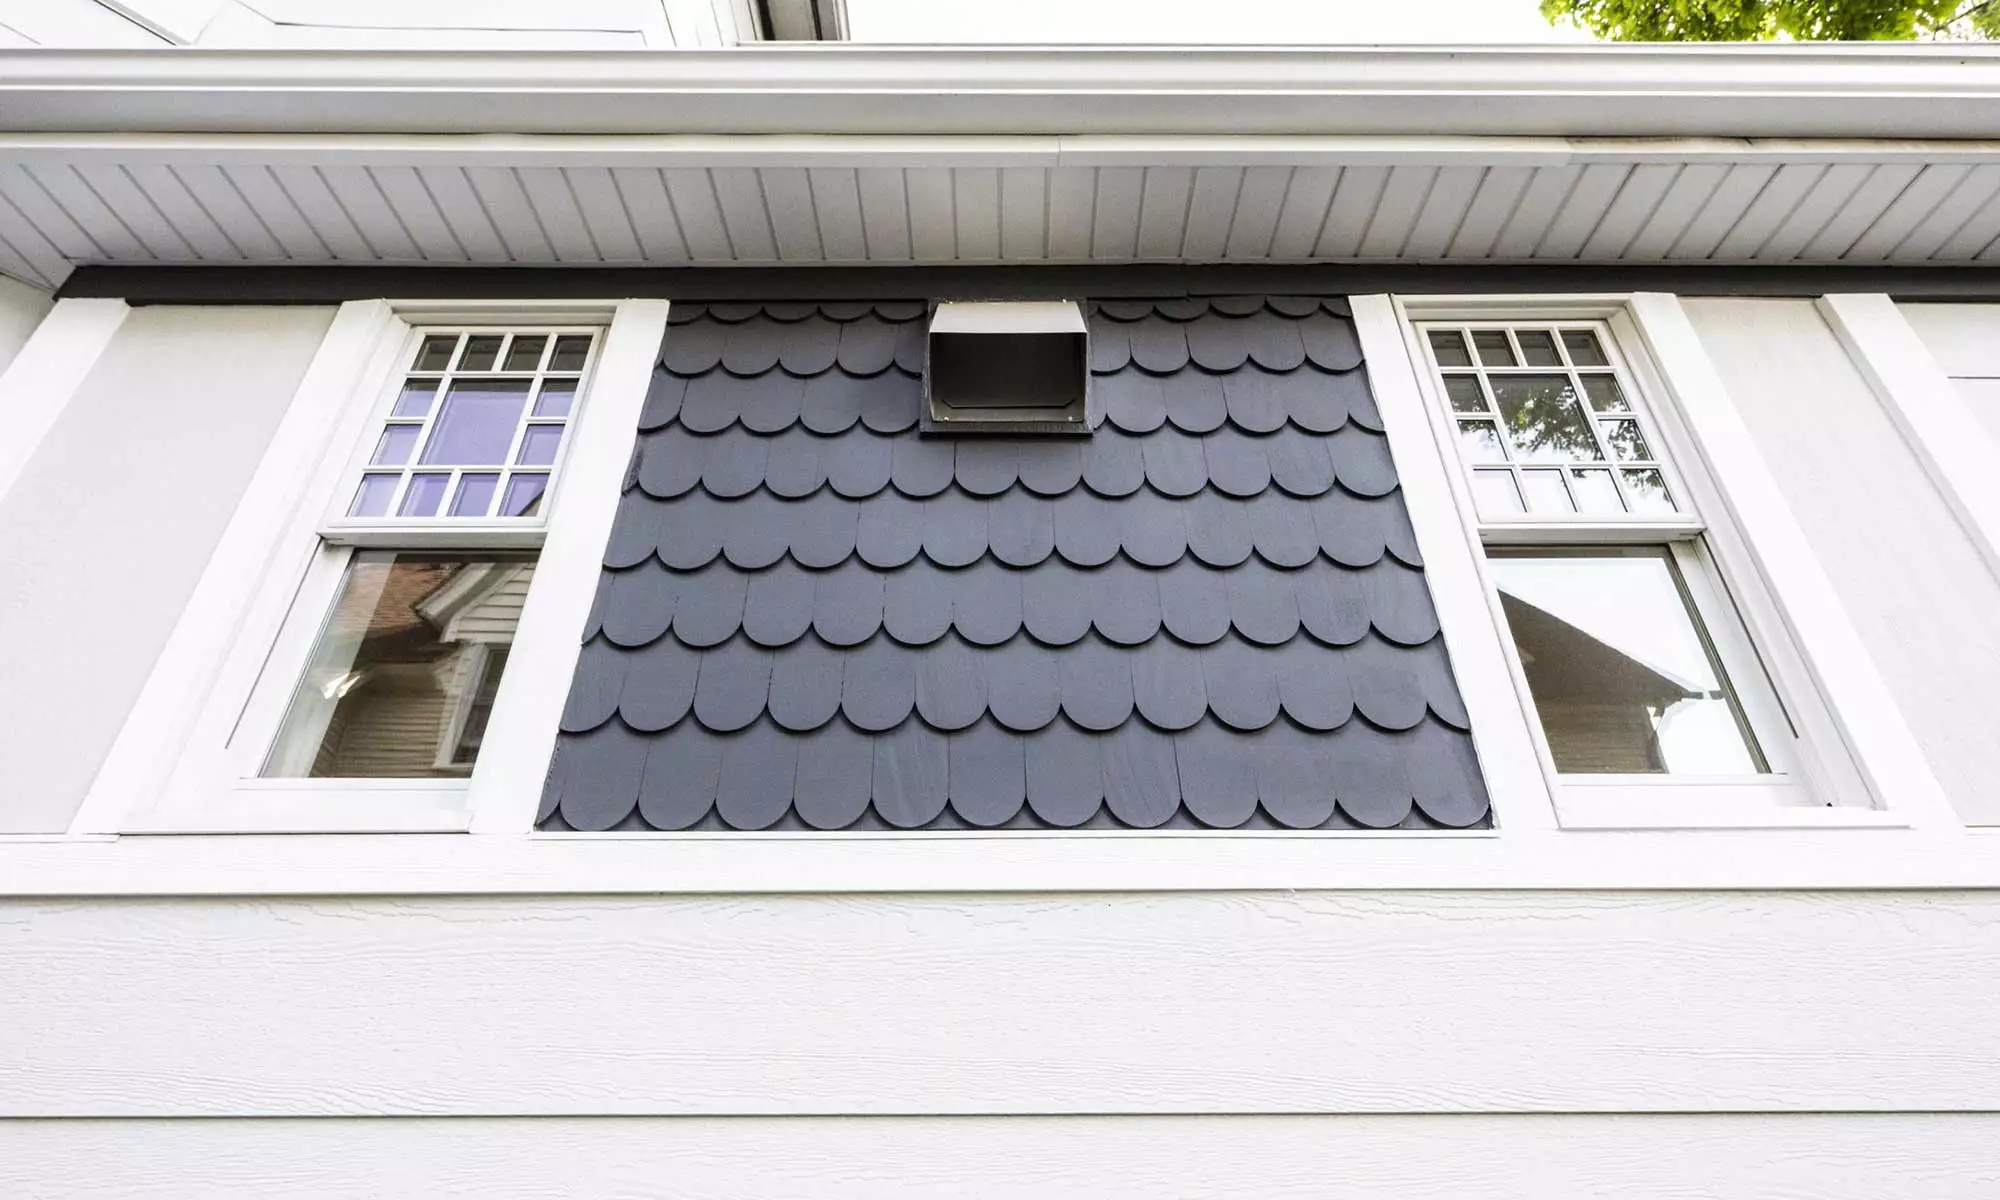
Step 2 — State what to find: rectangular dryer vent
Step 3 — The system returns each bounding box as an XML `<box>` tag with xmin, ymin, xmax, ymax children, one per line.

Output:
<box><xmin>922</xmin><ymin>300</ymin><xmax>1093</xmax><ymax>435</ymax></box>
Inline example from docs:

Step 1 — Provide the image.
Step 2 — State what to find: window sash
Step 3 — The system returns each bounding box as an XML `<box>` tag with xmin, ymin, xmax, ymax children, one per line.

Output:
<box><xmin>320</xmin><ymin>323</ymin><xmax>604</xmax><ymax>545</ymax></box>
<box><xmin>1487</xmin><ymin>538</ymin><xmax>1799</xmax><ymax>787</ymax></box>
<box><xmin>1415</xmin><ymin>318</ymin><xmax>1699</xmax><ymax>530</ymax></box>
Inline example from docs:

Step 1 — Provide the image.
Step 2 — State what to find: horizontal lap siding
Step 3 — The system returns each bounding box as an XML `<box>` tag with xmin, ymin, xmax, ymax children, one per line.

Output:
<box><xmin>6</xmin><ymin>1114</ymin><xmax>2000</xmax><ymax>1199</ymax></box>
<box><xmin>8</xmin><ymin>890</ymin><xmax>2000</xmax><ymax>1116</ymax></box>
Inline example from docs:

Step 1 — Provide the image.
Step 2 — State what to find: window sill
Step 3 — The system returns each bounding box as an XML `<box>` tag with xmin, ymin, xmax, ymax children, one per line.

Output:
<box><xmin>1550</xmin><ymin>777</ymin><xmax>1903</xmax><ymax>831</ymax></box>
<box><xmin>122</xmin><ymin>780</ymin><xmax>473</xmax><ymax>835</ymax></box>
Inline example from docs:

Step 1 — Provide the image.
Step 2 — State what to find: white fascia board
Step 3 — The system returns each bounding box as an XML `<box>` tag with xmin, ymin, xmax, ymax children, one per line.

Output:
<box><xmin>10</xmin><ymin>44</ymin><xmax>2000</xmax><ymax>139</ymax></box>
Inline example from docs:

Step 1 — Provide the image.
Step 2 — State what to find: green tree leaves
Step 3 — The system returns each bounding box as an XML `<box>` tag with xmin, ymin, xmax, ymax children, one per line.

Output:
<box><xmin>1541</xmin><ymin>0</ymin><xmax>2000</xmax><ymax>40</ymax></box>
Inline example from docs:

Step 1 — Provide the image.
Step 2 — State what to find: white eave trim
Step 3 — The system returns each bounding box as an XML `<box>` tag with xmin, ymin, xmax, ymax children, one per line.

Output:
<box><xmin>11</xmin><ymin>44</ymin><xmax>2000</xmax><ymax>139</ymax></box>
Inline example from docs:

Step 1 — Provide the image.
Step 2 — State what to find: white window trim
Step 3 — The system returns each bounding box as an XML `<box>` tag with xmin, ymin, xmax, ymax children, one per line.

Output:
<box><xmin>1364</xmin><ymin>291</ymin><xmax>1959</xmax><ymax>833</ymax></box>
<box><xmin>71</xmin><ymin>297</ymin><xmax>670</xmax><ymax>835</ymax></box>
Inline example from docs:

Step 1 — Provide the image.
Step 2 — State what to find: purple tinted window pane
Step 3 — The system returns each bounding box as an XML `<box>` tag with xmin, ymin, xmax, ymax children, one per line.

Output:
<box><xmin>392</xmin><ymin>378</ymin><xmax>440</xmax><ymax>418</ymax></box>
<box><xmin>450</xmin><ymin>472</ymin><xmax>500</xmax><ymax>517</ymax></box>
<box><xmin>503</xmin><ymin>335</ymin><xmax>549</xmax><ymax>372</ymax></box>
<box><xmin>400</xmin><ymin>472</ymin><xmax>450</xmax><ymax>517</ymax></box>
<box><xmin>549</xmin><ymin>335</ymin><xmax>591</xmax><ymax>372</ymax></box>
<box><xmin>533</xmin><ymin>379</ymin><xmax>577</xmax><ymax>418</ymax></box>
<box><xmin>500</xmin><ymin>473</ymin><xmax>548</xmax><ymax>517</ymax></box>
<box><xmin>459</xmin><ymin>335</ymin><xmax>503</xmax><ymax>372</ymax></box>
<box><xmin>413</xmin><ymin>336</ymin><xmax>457</xmax><ymax>372</ymax></box>
<box><xmin>348</xmin><ymin>473</ymin><xmax>399</xmax><ymax>517</ymax></box>
<box><xmin>516</xmin><ymin>424</ymin><xmax>564</xmax><ymax>466</ymax></box>
<box><xmin>371</xmin><ymin>424</ymin><xmax>420</xmax><ymax>466</ymax></box>
<box><xmin>419</xmin><ymin>379</ymin><xmax>532</xmax><ymax>465</ymax></box>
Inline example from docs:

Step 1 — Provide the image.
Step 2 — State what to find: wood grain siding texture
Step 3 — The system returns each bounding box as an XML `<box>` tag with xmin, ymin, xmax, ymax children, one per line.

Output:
<box><xmin>7</xmin><ymin>1114</ymin><xmax>2000</xmax><ymax>1198</ymax></box>
<box><xmin>13</xmin><ymin>158</ymin><xmax>2000</xmax><ymax>290</ymax></box>
<box><xmin>1685</xmin><ymin>298</ymin><xmax>2000</xmax><ymax>826</ymax></box>
<box><xmin>9</xmin><ymin>891</ymin><xmax>2000</xmax><ymax>1116</ymax></box>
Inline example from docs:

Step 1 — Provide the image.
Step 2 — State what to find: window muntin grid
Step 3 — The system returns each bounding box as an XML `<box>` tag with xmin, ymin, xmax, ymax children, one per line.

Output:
<box><xmin>346</xmin><ymin>329</ymin><xmax>596</xmax><ymax>523</ymax></box>
<box><xmin>1420</xmin><ymin>322</ymin><xmax>1677</xmax><ymax>521</ymax></box>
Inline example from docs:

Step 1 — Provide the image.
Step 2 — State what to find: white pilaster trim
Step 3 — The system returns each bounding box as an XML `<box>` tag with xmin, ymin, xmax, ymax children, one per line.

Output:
<box><xmin>469</xmin><ymin>298</ymin><xmax>668</xmax><ymax>833</ymax></box>
<box><xmin>1626</xmin><ymin>292</ymin><xmax>1961</xmax><ymax>832</ymax></box>
<box><xmin>0</xmin><ymin>297</ymin><xmax>127</xmax><ymax>506</ymax></box>
<box><xmin>1350</xmin><ymin>295</ymin><xmax>1559</xmax><ymax>831</ymax></box>
<box><xmin>68</xmin><ymin>299</ymin><xmax>404</xmax><ymax>834</ymax></box>
<box><xmin>1815</xmin><ymin>292</ymin><xmax>2000</xmax><ymax>588</ymax></box>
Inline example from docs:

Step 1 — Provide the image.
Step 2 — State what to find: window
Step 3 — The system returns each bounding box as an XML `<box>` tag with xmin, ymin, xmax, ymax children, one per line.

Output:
<box><xmin>246</xmin><ymin>328</ymin><xmax>593</xmax><ymax>786</ymax></box>
<box><xmin>1412</xmin><ymin>315</ymin><xmax>1836</xmax><ymax>822</ymax></box>
<box><xmin>103</xmin><ymin>314</ymin><xmax>613</xmax><ymax>834</ymax></box>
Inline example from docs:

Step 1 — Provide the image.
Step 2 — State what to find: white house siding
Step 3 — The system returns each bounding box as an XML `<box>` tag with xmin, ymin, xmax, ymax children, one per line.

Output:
<box><xmin>5</xmin><ymin>892</ymin><xmax>2000</xmax><ymax>1196</ymax></box>
<box><xmin>1682</xmin><ymin>298</ymin><xmax>2000</xmax><ymax>827</ymax></box>
<box><xmin>0</xmin><ymin>274</ymin><xmax>52</xmax><ymax>377</ymax></box>
<box><xmin>0</xmin><ymin>305</ymin><xmax>334</xmax><ymax>833</ymax></box>
<box><xmin>1901</xmin><ymin>302</ymin><xmax>2000</xmax><ymax>447</ymax></box>
<box><xmin>1</xmin><ymin>1115</ymin><xmax>1998</xmax><ymax>1199</ymax></box>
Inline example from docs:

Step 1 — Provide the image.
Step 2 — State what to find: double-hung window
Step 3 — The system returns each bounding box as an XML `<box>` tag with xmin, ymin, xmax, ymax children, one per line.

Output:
<box><xmin>259</xmin><ymin>328</ymin><xmax>594</xmax><ymax>783</ymax></box>
<box><xmin>116</xmin><ymin>319</ymin><xmax>608</xmax><ymax>833</ymax></box>
<box><xmin>1407</xmin><ymin>310</ymin><xmax>1863</xmax><ymax>826</ymax></box>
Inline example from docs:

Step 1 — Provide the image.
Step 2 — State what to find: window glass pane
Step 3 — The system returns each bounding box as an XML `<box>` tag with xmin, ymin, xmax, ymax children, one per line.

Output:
<box><xmin>1580</xmin><ymin>374</ymin><xmax>1629</xmax><ymax>412</ymax></box>
<box><xmin>1471</xmin><ymin>330</ymin><xmax>1517</xmax><ymax>367</ymax></box>
<box><xmin>1561</xmin><ymin>330</ymin><xmax>1609</xmax><ymax>366</ymax></box>
<box><xmin>262</xmin><ymin>552</ymin><xmax>538</xmax><ymax>778</ymax></box>
<box><xmin>1457</xmin><ymin>420</ymin><xmax>1507</xmax><ymax>464</ymax></box>
<box><xmin>503</xmin><ymin>335</ymin><xmax>548</xmax><ymax>372</ymax></box>
<box><xmin>501</xmin><ymin>472</ymin><xmax>548</xmax><ymax>517</ymax></box>
<box><xmin>1569</xmin><ymin>467</ymin><xmax>1623</xmax><ymax>514</ymax></box>
<box><xmin>1489</xmin><ymin>548</ymin><xmax>1764</xmax><ymax>775</ymax></box>
<box><xmin>413</xmin><ymin>335</ymin><xmax>457</xmax><ymax>373</ymax></box>
<box><xmin>392</xmin><ymin>378</ymin><xmax>440</xmax><ymax>419</ymax></box>
<box><xmin>458</xmin><ymin>335</ymin><xmax>504</xmax><ymax>372</ymax></box>
<box><xmin>549</xmin><ymin>335</ymin><xmax>592</xmax><ymax>372</ymax></box>
<box><xmin>399</xmin><ymin>472</ymin><xmax>450</xmax><ymax>517</ymax></box>
<box><xmin>1489</xmin><ymin>375</ymin><xmax>1603</xmax><ymax>463</ymax></box>
<box><xmin>1519</xmin><ymin>468</ymin><xmax>1573</xmax><ymax>513</ymax></box>
<box><xmin>1427</xmin><ymin>329</ymin><xmax>1472</xmax><ymax>368</ymax></box>
<box><xmin>1442</xmin><ymin>375</ymin><xmax>1486</xmax><ymax>413</ymax></box>
<box><xmin>1601</xmin><ymin>418</ymin><xmax>1651</xmax><ymax>462</ymax></box>
<box><xmin>371</xmin><ymin>425</ymin><xmax>420</xmax><ymax>466</ymax></box>
<box><xmin>1622</xmin><ymin>468</ymin><xmax>1676</xmax><ymax>514</ymax></box>
<box><xmin>534</xmin><ymin>380</ymin><xmax>578</xmax><ymax>418</ymax></box>
<box><xmin>1471</xmin><ymin>469</ymin><xmax>1524</xmax><ymax>516</ymax></box>
<box><xmin>516</xmin><ymin>424</ymin><xmax>565</xmax><ymax>466</ymax></box>
<box><xmin>419</xmin><ymin>379</ymin><xmax>532</xmax><ymax>465</ymax></box>
<box><xmin>1516</xmin><ymin>330</ymin><xmax>1562</xmax><ymax>366</ymax></box>
<box><xmin>348</xmin><ymin>473</ymin><xmax>398</xmax><ymax>518</ymax></box>
<box><xmin>450</xmin><ymin>472</ymin><xmax>499</xmax><ymax>517</ymax></box>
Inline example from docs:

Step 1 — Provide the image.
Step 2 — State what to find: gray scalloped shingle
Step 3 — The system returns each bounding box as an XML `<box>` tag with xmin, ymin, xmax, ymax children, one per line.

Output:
<box><xmin>540</xmin><ymin>297</ymin><xmax>1490</xmax><ymax>832</ymax></box>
